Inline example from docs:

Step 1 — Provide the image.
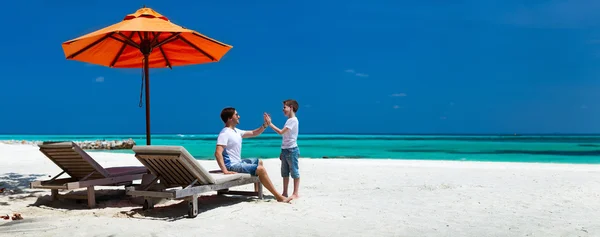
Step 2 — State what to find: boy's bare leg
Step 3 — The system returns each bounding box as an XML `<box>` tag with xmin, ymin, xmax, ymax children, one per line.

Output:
<box><xmin>255</xmin><ymin>165</ymin><xmax>291</xmax><ymax>203</ymax></box>
<box><xmin>282</xmin><ymin>177</ymin><xmax>290</xmax><ymax>197</ymax></box>
<box><xmin>291</xmin><ymin>178</ymin><xmax>300</xmax><ymax>199</ymax></box>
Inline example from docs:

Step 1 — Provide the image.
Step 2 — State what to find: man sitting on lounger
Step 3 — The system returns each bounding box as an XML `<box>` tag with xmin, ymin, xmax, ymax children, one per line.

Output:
<box><xmin>214</xmin><ymin>107</ymin><xmax>291</xmax><ymax>203</ymax></box>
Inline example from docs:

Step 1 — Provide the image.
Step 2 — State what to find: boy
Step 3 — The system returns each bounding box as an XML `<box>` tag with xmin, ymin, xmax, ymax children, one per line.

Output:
<box><xmin>267</xmin><ymin>99</ymin><xmax>300</xmax><ymax>200</ymax></box>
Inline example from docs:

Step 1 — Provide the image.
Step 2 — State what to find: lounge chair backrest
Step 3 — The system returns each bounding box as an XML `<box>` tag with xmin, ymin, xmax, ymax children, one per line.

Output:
<box><xmin>38</xmin><ymin>142</ymin><xmax>110</xmax><ymax>180</ymax></box>
<box><xmin>132</xmin><ymin>146</ymin><xmax>217</xmax><ymax>186</ymax></box>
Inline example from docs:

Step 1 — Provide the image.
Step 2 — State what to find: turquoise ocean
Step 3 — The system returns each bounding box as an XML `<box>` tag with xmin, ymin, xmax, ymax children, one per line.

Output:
<box><xmin>1</xmin><ymin>134</ymin><xmax>600</xmax><ymax>164</ymax></box>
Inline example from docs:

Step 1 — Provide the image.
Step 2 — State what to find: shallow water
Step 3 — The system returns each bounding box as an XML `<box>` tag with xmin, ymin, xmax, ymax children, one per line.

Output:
<box><xmin>2</xmin><ymin>134</ymin><xmax>600</xmax><ymax>164</ymax></box>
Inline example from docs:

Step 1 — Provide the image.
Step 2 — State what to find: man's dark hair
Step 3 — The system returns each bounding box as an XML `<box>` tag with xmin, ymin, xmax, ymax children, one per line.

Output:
<box><xmin>283</xmin><ymin>99</ymin><xmax>299</xmax><ymax>113</ymax></box>
<box><xmin>220</xmin><ymin>107</ymin><xmax>236</xmax><ymax>124</ymax></box>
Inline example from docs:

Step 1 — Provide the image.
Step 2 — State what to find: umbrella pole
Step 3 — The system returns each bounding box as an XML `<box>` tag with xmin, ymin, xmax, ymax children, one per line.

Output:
<box><xmin>144</xmin><ymin>54</ymin><xmax>151</xmax><ymax>145</ymax></box>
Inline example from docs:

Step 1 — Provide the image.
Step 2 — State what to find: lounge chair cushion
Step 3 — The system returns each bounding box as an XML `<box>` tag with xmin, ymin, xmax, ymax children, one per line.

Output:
<box><xmin>210</xmin><ymin>172</ymin><xmax>252</xmax><ymax>185</ymax></box>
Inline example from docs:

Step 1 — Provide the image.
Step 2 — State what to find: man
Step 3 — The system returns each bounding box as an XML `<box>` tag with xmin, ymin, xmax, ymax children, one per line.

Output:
<box><xmin>214</xmin><ymin>107</ymin><xmax>291</xmax><ymax>203</ymax></box>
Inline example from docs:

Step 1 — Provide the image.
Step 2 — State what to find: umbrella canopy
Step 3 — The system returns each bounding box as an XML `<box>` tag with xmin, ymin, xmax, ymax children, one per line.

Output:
<box><xmin>62</xmin><ymin>7</ymin><xmax>233</xmax><ymax>145</ymax></box>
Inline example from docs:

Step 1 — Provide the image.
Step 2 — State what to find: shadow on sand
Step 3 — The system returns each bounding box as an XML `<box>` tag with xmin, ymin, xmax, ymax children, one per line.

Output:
<box><xmin>27</xmin><ymin>189</ymin><xmax>144</xmax><ymax>210</ymax></box>
<box><xmin>0</xmin><ymin>172</ymin><xmax>140</xmax><ymax>210</ymax></box>
<box><xmin>1</xmin><ymin>172</ymin><xmax>272</xmax><ymax>222</ymax></box>
<box><xmin>25</xmin><ymin>190</ymin><xmax>272</xmax><ymax>217</ymax></box>
<box><xmin>117</xmin><ymin>194</ymin><xmax>273</xmax><ymax>222</ymax></box>
<box><xmin>0</xmin><ymin>173</ymin><xmax>46</xmax><ymax>207</ymax></box>
<box><xmin>0</xmin><ymin>173</ymin><xmax>47</xmax><ymax>195</ymax></box>
<box><xmin>25</xmin><ymin>190</ymin><xmax>272</xmax><ymax>222</ymax></box>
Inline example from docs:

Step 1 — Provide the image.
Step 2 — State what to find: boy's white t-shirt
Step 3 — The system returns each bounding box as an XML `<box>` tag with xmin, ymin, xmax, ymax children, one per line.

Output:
<box><xmin>282</xmin><ymin>117</ymin><xmax>299</xmax><ymax>149</ymax></box>
<box><xmin>216</xmin><ymin>127</ymin><xmax>246</xmax><ymax>166</ymax></box>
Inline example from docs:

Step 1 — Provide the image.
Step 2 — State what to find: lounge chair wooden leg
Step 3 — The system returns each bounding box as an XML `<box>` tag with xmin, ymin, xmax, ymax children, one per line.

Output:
<box><xmin>143</xmin><ymin>198</ymin><xmax>154</xmax><ymax>210</ymax></box>
<box><xmin>257</xmin><ymin>182</ymin><xmax>264</xmax><ymax>199</ymax></box>
<box><xmin>188</xmin><ymin>194</ymin><xmax>198</xmax><ymax>218</ymax></box>
<box><xmin>87</xmin><ymin>186</ymin><xmax>96</xmax><ymax>208</ymax></box>
<box><xmin>51</xmin><ymin>189</ymin><xmax>59</xmax><ymax>201</ymax></box>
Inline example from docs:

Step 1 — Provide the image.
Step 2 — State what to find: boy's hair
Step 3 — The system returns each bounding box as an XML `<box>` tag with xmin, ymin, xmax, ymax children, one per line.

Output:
<box><xmin>283</xmin><ymin>99</ymin><xmax>299</xmax><ymax>113</ymax></box>
<box><xmin>220</xmin><ymin>107</ymin><xmax>236</xmax><ymax>124</ymax></box>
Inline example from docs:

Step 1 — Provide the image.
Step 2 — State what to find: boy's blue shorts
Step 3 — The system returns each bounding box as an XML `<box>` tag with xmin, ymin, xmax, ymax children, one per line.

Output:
<box><xmin>280</xmin><ymin>147</ymin><xmax>300</xmax><ymax>178</ymax></box>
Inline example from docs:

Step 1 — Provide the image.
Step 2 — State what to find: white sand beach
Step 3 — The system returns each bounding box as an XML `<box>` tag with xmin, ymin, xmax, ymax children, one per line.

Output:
<box><xmin>0</xmin><ymin>143</ymin><xmax>599</xmax><ymax>236</ymax></box>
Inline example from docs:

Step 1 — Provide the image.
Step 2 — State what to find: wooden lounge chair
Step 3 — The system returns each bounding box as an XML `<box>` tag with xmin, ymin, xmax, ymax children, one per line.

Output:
<box><xmin>29</xmin><ymin>141</ymin><xmax>148</xmax><ymax>207</ymax></box>
<box><xmin>125</xmin><ymin>145</ymin><xmax>263</xmax><ymax>218</ymax></box>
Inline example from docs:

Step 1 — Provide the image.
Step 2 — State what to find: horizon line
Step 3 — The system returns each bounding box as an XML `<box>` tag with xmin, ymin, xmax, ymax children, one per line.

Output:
<box><xmin>2</xmin><ymin>132</ymin><xmax>600</xmax><ymax>136</ymax></box>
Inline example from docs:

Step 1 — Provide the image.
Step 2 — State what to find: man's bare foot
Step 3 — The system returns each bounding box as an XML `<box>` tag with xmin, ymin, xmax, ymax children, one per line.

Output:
<box><xmin>290</xmin><ymin>194</ymin><xmax>300</xmax><ymax>199</ymax></box>
<box><xmin>282</xmin><ymin>193</ymin><xmax>288</xmax><ymax>197</ymax></box>
<box><xmin>276</xmin><ymin>196</ymin><xmax>292</xmax><ymax>203</ymax></box>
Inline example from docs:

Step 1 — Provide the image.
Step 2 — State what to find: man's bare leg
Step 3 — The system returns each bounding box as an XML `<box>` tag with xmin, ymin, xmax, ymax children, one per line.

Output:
<box><xmin>282</xmin><ymin>177</ymin><xmax>290</xmax><ymax>197</ymax></box>
<box><xmin>291</xmin><ymin>178</ymin><xmax>300</xmax><ymax>199</ymax></box>
<box><xmin>255</xmin><ymin>166</ymin><xmax>290</xmax><ymax>203</ymax></box>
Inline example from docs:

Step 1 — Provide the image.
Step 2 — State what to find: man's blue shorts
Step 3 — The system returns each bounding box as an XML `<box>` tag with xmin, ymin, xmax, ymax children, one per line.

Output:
<box><xmin>280</xmin><ymin>147</ymin><xmax>300</xmax><ymax>179</ymax></box>
<box><xmin>227</xmin><ymin>158</ymin><xmax>259</xmax><ymax>176</ymax></box>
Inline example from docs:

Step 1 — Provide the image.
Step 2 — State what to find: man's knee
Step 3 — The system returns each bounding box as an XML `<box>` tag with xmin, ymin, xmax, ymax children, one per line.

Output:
<box><xmin>255</xmin><ymin>165</ymin><xmax>265</xmax><ymax>175</ymax></box>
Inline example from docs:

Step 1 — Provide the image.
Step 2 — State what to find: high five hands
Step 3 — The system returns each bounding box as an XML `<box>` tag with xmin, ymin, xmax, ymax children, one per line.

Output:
<box><xmin>263</xmin><ymin>112</ymin><xmax>272</xmax><ymax>126</ymax></box>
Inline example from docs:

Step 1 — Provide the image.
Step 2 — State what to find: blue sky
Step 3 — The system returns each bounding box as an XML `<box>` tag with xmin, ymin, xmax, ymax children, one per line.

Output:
<box><xmin>1</xmin><ymin>0</ymin><xmax>600</xmax><ymax>134</ymax></box>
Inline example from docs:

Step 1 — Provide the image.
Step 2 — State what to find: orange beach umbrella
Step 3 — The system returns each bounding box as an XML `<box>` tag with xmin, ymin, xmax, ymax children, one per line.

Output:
<box><xmin>62</xmin><ymin>7</ymin><xmax>232</xmax><ymax>145</ymax></box>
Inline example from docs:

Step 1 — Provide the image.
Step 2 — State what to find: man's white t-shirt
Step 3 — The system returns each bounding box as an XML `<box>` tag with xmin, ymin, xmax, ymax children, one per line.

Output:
<box><xmin>216</xmin><ymin>127</ymin><xmax>247</xmax><ymax>167</ymax></box>
<box><xmin>282</xmin><ymin>117</ymin><xmax>299</xmax><ymax>149</ymax></box>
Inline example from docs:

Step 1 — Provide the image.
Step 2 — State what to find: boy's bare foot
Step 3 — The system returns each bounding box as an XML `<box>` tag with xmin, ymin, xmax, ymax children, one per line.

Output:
<box><xmin>282</xmin><ymin>193</ymin><xmax>288</xmax><ymax>197</ymax></box>
<box><xmin>290</xmin><ymin>194</ymin><xmax>300</xmax><ymax>199</ymax></box>
<box><xmin>283</xmin><ymin>196</ymin><xmax>293</xmax><ymax>203</ymax></box>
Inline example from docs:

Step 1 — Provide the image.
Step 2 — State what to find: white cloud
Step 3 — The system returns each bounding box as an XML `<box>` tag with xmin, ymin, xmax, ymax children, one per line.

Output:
<box><xmin>393</xmin><ymin>105</ymin><xmax>400</xmax><ymax>109</ymax></box>
<box><xmin>390</xmin><ymin>93</ymin><xmax>407</xmax><ymax>97</ymax></box>
<box><xmin>440</xmin><ymin>116</ymin><xmax>447</xmax><ymax>120</ymax></box>
<box><xmin>344</xmin><ymin>69</ymin><xmax>368</xmax><ymax>77</ymax></box>
<box><xmin>95</xmin><ymin>76</ymin><xmax>105</xmax><ymax>83</ymax></box>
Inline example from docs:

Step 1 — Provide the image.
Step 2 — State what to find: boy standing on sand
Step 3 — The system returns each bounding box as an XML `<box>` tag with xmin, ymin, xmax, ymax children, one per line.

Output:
<box><xmin>266</xmin><ymin>99</ymin><xmax>301</xmax><ymax>200</ymax></box>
